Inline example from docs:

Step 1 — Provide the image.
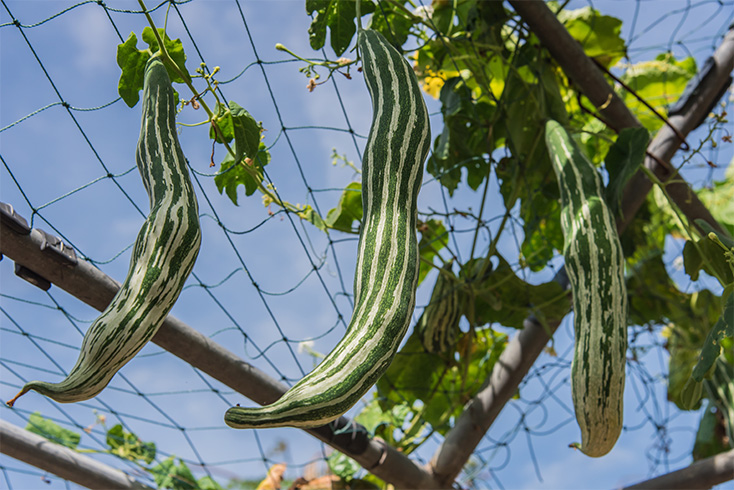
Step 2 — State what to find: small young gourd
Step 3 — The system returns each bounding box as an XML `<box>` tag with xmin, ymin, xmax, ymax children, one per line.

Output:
<box><xmin>418</xmin><ymin>263</ymin><xmax>462</xmax><ymax>356</ymax></box>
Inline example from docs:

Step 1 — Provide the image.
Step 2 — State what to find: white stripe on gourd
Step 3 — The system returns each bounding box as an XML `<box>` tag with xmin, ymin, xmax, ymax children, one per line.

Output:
<box><xmin>545</xmin><ymin>120</ymin><xmax>627</xmax><ymax>458</ymax></box>
<box><xmin>224</xmin><ymin>29</ymin><xmax>430</xmax><ymax>429</ymax></box>
<box><xmin>7</xmin><ymin>57</ymin><xmax>201</xmax><ymax>406</ymax></box>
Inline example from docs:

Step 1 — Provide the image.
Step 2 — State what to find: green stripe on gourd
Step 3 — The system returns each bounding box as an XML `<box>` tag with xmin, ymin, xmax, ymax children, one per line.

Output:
<box><xmin>7</xmin><ymin>56</ymin><xmax>201</xmax><ymax>406</ymax></box>
<box><xmin>224</xmin><ymin>28</ymin><xmax>430</xmax><ymax>429</ymax></box>
<box><xmin>418</xmin><ymin>263</ymin><xmax>462</xmax><ymax>355</ymax></box>
<box><xmin>545</xmin><ymin>120</ymin><xmax>627</xmax><ymax>457</ymax></box>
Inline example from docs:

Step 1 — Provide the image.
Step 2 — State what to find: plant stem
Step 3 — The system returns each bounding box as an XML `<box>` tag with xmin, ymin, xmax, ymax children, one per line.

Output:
<box><xmin>136</xmin><ymin>0</ymin><xmax>315</xmax><ymax>221</ymax></box>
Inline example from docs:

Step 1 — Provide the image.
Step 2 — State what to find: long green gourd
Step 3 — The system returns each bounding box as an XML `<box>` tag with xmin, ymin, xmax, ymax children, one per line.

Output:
<box><xmin>224</xmin><ymin>28</ymin><xmax>430</xmax><ymax>429</ymax></box>
<box><xmin>545</xmin><ymin>120</ymin><xmax>628</xmax><ymax>457</ymax></box>
<box><xmin>7</xmin><ymin>56</ymin><xmax>201</xmax><ymax>406</ymax></box>
<box><xmin>418</xmin><ymin>263</ymin><xmax>462</xmax><ymax>355</ymax></box>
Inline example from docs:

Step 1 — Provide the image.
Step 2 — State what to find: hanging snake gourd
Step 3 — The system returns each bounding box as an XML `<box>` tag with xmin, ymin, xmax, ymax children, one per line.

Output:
<box><xmin>224</xmin><ymin>29</ymin><xmax>430</xmax><ymax>429</ymax></box>
<box><xmin>418</xmin><ymin>263</ymin><xmax>462</xmax><ymax>355</ymax></box>
<box><xmin>7</xmin><ymin>56</ymin><xmax>201</xmax><ymax>406</ymax></box>
<box><xmin>545</xmin><ymin>120</ymin><xmax>627</xmax><ymax>457</ymax></box>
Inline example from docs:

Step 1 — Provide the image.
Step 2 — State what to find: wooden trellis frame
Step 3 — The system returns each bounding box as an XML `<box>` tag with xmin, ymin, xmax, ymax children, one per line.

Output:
<box><xmin>1</xmin><ymin>1</ymin><xmax>733</xmax><ymax>489</ymax></box>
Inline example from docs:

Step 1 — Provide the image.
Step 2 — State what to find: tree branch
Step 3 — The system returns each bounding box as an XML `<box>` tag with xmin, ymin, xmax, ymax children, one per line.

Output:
<box><xmin>621</xmin><ymin>449</ymin><xmax>734</xmax><ymax>490</ymax></box>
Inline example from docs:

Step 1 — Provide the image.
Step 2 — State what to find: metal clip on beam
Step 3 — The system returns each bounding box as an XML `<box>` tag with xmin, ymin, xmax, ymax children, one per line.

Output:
<box><xmin>37</xmin><ymin>229</ymin><xmax>78</xmax><ymax>267</ymax></box>
<box><xmin>0</xmin><ymin>202</ymin><xmax>30</xmax><ymax>236</ymax></box>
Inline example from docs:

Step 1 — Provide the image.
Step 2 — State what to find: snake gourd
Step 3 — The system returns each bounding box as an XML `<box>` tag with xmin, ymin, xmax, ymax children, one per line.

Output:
<box><xmin>224</xmin><ymin>29</ymin><xmax>430</xmax><ymax>429</ymax></box>
<box><xmin>545</xmin><ymin>120</ymin><xmax>627</xmax><ymax>457</ymax></box>
<box><xmin>7</xmin><ymin>57</ymin><xmax>201</xmax><ymax>406</ymax></box>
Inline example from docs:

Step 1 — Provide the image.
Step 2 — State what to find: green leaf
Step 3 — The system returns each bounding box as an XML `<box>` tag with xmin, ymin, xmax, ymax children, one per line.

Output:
<box><xmin>325</xmin><ymin>181</ymin><xmax>362</xmax><ymax>232</ymax></box>
<box><xmin>377</xmin><ymin>326</ymin><xmax>506</xmax><ymax>435</ymax></box>
<box><xmin>376</xmin><ymin>329</ymin><xmax>447</xmax><ymax>410</ymax></box>
<box><xmin>25</xmin><ymin>412</ymin><xmax>80</xmax><ymax>450</ymax></box>
<box><xmin>679</xmin><ymin>377</ymin><xmax>704</xmax><ymax>411</ymax></box>
<box><xmin>300</xmin><ymin>204</ymin><xmax>327</xmax><ymax>231</ymax></box>
<box><xmin>559</xmin><ymin>6</ymin><xmax>626</xmax><ymax>68</ymax></box>
<box><xmin>214</xmin><ymin>142</ymin><xmax>271</xmax><ymax>205</ymax></box>
<box><xmin>106</xmin><ymin>424</ymin><xmax>156</xmax><ymax>464</ymax></box>
<box><xmin>417</xmin><ymin>219</ymin><xmax>449</xmax><ymax>286</ymax></box>
<box><xmin>151</xmin><ymin>456</ymin><xmax>197</xmax><ymax>490</ymax></box>
<box><xmin>692</xmin><ymin>402</ymin><xmax>730</xmax><ymax>461</ymax></box>
<box><xmin>427</xmin><ymin>77</ymin><xmax>494</xmax><ymax>195</ymax></box>
<box><xmin>229</xmin><ymin>102</ymin><xmax>262</xmax><ymax>163</ymax></box>
<box><xmin>308</xmin><ymin>0</ymin><xmax>374</xmax><ymax>54</ymax></box>
<box><xmin>501</xmin><ymin>65</ymin><xmax>564</xmax><ymax>272</ymax></box>
<box><xmin>306</xmin><ymin>0</ymin><xmax>330</xmax><ymax>14</ymax></box>
<box><xmin>141</xmin><ymin>27</ymin><xmax>190</xmax><ymax>84</ymax></box>
<box><xmin>471</xmin><ymin>254</ymin><xmax>571</xmax><ymax>329</ymax></box>
<box><xmin>367</xmin><ymin>1</ymin><xmax>413</xmax><ymax>46</ymax></box>
<box><xmin>355</xmin><ymin>398</ymin><xmax>411</xmax><ymax>435</ymax></box>
<box><xmin>620</xmin><ymin>53</ymin><xmax>696</xmax><ymax>131</ymax></box>
<box><xmin>682</xmin><ymin>233</ymin><xmax>734</xmax><ymax>287</ymax></box>
<box><xmin>116</xmin><ymin>32</ymin><xmax>151</xmax><ymax>108</ymax></box>
<box><xmin>197</xmin><ymin>476</ymin><xmax>224</xmax><ymax>490</ymax></box>
<box><xmin>604</xmin><ymin>127</ymin><xmax>650</xmax><ymax>218</ymax></box>
<box><xmin>696</xmin><ymin>161</ymin><xmax>734</xmax><ymax>238</ymax></box>
<box><xmin>661</xmin><ymin>288</ymin><xmax>717</xmax><ymax>411</ymax></box>
<box><xmin>308</xmin><ymin>2</ymin><xmax>330</xmax><ymax>50</ymax></box>
<box><xmin>693</xmin><ymin>292</ymin><xmax>734</xmax><ymax>381</ymax></box>
<box><xmin>327</xmin><ymin>451</ymin><xmax>361</xmax><ymax>480</ymax></box>
<box><xmin>116</xmin><ymin>28</ymin><xmax>189</xmax><ymax>108</ymax></box>
<box><xmin>328</xmin><ymin>0</ymin><xmax>356</xmax><ymax>57</ymax></box>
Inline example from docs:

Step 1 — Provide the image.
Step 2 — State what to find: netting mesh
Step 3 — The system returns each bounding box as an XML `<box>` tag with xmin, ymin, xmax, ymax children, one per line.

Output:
<box><xmin>1</xmin><ymin>0</ymin><xmax>732</xmax><ymax>489</ymax></box>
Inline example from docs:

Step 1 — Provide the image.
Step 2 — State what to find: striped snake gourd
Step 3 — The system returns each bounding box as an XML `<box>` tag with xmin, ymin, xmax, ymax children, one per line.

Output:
<box><xmin>7</xmin><ymin>56</ymin><xmax>202</xmax><ymax>406</ymax></box>
<box><xmin>224</xmin><ymin>28</ymin><xmax>430</xmax><ymax>429</ymax></box>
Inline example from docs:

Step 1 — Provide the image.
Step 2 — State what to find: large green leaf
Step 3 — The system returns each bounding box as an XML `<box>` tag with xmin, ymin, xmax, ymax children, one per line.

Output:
<box><xmin>693</xmin><ymin>292</ymin><xmax>734</xmax><ymax>382</ymax></box>
<box><xmin>307</xmin><ymin>0</ymin><xmax>331</xmax><ymax>50</ymax></box>
<box><xmin>106</xmin><ymin>424</ymin><xmax>156</xmax><ymax>464</ymax></box>
<box><xmin>307</xmin><ymin>0</ymin><xmax>375</xmax><ymax>56</ymax></box>
<box><xmin>559</xmin><ymin>6</ymin><xmax>626</xmax><ymax>68</ymax></box>
<box><xmin>692</xmin><ymin>402</ymin><xmax>730</xmax><ymax>461</ymax></box>
<box><xmin>141</xmin><ymin>27</ymin><xmax>190</xmax><ymax>84</ymax></box>
<box><xmin>214</xmin><ymin>142</ymin><xmax>271</xmax><ymax>205</ymax></box>
<box><xmin>620</xmin><ymin>53</ymin><xmax>696</xmax><ymax>131</ymax></box>
<box><xmin>502</xmin><ymin>61</ymin><xmax>565</xmax><ymax>271</ymax></box>
<box><xmin>324</xmin><ymin>181</ymin><xmax>362</xmax><ymax>232</ymax></box>
<box><xmin>604</xmin><ymin>127</ymin><xmax>650</xmax><ymax>219</ymax></box>
<box><xmin>697</xmin><ymin>160</ymin><xmax>734</xmax><ymax>238</ymax></box>
<box><xmin>25</xmin><ymin>412</ymin><xmax>80</xmax><ymax>450</ymax></box>
<box><xmin>377</xmin><ymin>326</ymin><xmax>506</xmax><ymax>435</ymax></box>
<box><xmin>367</xmin><ymin>0</ymin><xmax>414</xmax><ymax>47</ymax></box>
<box><xmin>661</xmin><ymin>288</ymin><xmax>720</xmax><ymax>410</ymax></box>
<box><xmin>116</xmin><ymin>32</ymin><xmax>151</xmax><ymax>108</ymax></box>
<box><xmin>151</xmin><ymin>457</ymin><xmax>197</xmax><ymax>490</ymax></box>
<box><xmin>116</xmin><ymin>28</ymin><xmax>189</xmax><ymax>108</ymax></box>
<box><xmin>209</xmin><ymin>101</ymin><xmax>262</xmax><ymax>165</ymax></box>
<box><xmin>427</xmin><ymin>77</ymin><xmax>494</xmax><ymax>195</ymax></box>
<box><xmin>471</xmin><ymin>254</ymin><xmax>570</xmax><ymax>329</ymax></box>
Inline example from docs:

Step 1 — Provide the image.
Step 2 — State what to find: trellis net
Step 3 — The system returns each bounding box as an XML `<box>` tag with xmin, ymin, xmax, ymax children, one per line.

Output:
<box><xmin>1</xmin><ymin>0</ymin><xmax>732</xmax><ymax>489</ymax></box>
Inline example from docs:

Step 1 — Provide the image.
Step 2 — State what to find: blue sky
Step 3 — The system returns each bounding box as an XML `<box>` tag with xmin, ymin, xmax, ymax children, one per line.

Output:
<box><xmin>1</xmin><ymin>1</ymin><xmax>733</xmax><ymax>489</ymax></box>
